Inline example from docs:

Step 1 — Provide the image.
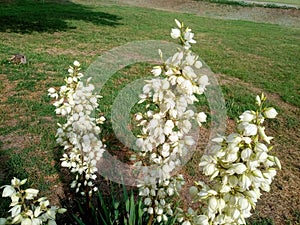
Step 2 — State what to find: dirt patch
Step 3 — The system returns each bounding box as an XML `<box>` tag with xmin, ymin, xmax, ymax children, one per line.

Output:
<box><xmin>44</xmin><ymin>174</ymin><xmax>66</xmax><ymax>206</ymax></box>
<box><xmin>0</xmin><ymin>132</ymin><xmax>41</xmax><ymax>151</ymax></box>
<box><xmin>36</xmin><ymin>44</ymin><xmax>106</xmax><ymax>57</ymax></box>
<box><xmin>98</xmin><ymin>0</ymin><xmax>300</xmax><ymax>27</ymax></box>
<box><xmin>0</xmin><ymin>74</ymin><xmax>18</xmax><ymax>103</ymax></box>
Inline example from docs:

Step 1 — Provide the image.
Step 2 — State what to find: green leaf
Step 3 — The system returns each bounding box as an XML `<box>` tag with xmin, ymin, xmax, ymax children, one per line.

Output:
<box><xmin>97</xmin><ymin>191</ymin><xmax>111</xmax><ymax>225</ymax></box>
<box><xmin>129</xmin><ymin>191</ymin><xmax>135</xmax><ymax>225</ymax></box>
<box><xmin>72</xmin><ymin>215</ymin><xmax>86</xmax><ymax>225</ymax></box>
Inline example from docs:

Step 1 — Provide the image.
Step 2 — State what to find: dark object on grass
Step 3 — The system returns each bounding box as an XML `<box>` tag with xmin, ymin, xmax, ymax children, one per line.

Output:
<box><xmin>9</xmin><ymin>54</ymin><xmax>26</xmax><ymax>64</ymax></box>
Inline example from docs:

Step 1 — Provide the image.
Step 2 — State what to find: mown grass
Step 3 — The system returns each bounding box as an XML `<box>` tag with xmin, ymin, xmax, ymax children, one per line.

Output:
<box><xmin>0</xmin><ymin>0</ymin><xmax>299</xmax><ymax>224</ymax></box>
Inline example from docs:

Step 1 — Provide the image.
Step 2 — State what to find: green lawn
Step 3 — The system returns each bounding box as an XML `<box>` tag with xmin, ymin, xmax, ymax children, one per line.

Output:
<box><xmin>0</xmin><ymin>0</ymin><xmax>299</xmax><ymax>224</ymax></box>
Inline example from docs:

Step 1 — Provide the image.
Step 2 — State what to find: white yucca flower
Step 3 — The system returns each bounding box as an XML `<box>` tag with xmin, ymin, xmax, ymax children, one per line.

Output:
<box><xmin>48</xmin><ymin>61</ymin><xmax>106</xmax><ymax>196</ymax></box>
<box><xmin>133</xmin><ymin>19</ymin><xmax>210</xmax><ymax>223</ymax></box>
<box><xmin>192</xmin><ymin>94</ymin><xmax>280</xmax><ymax>225</ymax></box>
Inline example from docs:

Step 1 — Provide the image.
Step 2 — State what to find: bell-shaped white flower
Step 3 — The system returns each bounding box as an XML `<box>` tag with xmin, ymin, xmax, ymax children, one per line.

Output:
<box><xmin>241</xmin><ymin>148</ymin><xmax>252</xmax><ymax>161</ymax></box>
<box><xmin>182</xmin><ymin>221</ymin><xmax>191</xmax><ymax>225</ymax></box>
<box><xmin>239</xmin><ymin>110</ymin><xmax>255</xmax><ymax>122</ymax></box>
<box><xmin>208</xmin><ymin>196</ymin><xmax>218</xmax><ymax>212</ymax></box>
<box><xmin>194</xmin><ymin>215</ymin><xmax>209</xmax><ymax>225</ymax></box>
<box><xmin>255</xmin><ymin>142</ymin><xmax>268</xmax><ymax>152</ymax></box>
<box><xmin>197</xmin><ymin>112</ymin><xmax>207</xmax><ymax>125</ymax></box>
<box><xmin>264</xmin><ymin>107</ymin><xmax>278</xmax><ymax>119</ymax></box>
<box><xmin>242</xmin><ymin>123</ymin><xmax>258</xmax><ymax>136</ymax></box>
<box><xmin>164</xmin><ymin>120</ymin><xmax>174</xmax><ymax>135</ymax></box>
<box><xmin>228</xmin><ymin>163</ymin><xmax>247</xmax><ymax>175</ymax></box>
<box><xmin>151</xmin><ymin>66</ymin><xmax>162</xmax><ymax>76</ymax></box>
<box><xmin>171</xmin><ymin>28</ymin><xmax>181</xmax><ymax>39</ymax></box>
<box><xmin>184</xmin><ymin>31</ymin><xmax>196</xmax><ymax>44</ymax></box>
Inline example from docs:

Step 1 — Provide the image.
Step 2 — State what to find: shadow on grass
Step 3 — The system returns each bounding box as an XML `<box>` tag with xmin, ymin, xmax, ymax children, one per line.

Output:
<box><xmin>0</xmin><ymin>0</ymin><xmax>122</xmax><ymax>33</ymax></box>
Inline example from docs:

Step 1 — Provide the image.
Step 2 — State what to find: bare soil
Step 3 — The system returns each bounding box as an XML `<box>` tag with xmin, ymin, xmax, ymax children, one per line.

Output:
<box><xmin>100</xmin><ymin>0</ymin><xmax>300</xmax><ymax>28</ymax></box>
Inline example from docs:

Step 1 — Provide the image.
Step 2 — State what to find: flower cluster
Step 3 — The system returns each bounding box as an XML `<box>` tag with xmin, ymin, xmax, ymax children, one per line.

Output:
<box><xmin>48</xmin><ymin>61</ymin><xmax>106</xmax><ymax>196</ymax></box>
<box><xmin>137</xmin><ymin>173</ymin><xmax>185</xmax><ymax>223</ymax></box>
<box><xmin>0</xmin><ymin>177</ymin><xmax>66</xmax><ymax>225</ymax></box>
<box><xmin>134</xmin><ymin>19</ymin><xmax>209</xmax><ymax>222</ymax></box>
<box><xmin>185</xmin><ymin>94</ymin><xmax>280</xmax><ymax>225</ymax></box>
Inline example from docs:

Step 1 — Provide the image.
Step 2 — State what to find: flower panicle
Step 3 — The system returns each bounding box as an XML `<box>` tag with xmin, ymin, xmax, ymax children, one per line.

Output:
<box><xmin>134</xmin><ymin>19</ymin><xmax>210</xmax><ymax>224</ymax></box>
<box><xmin>48</xmin><ymin>61</ymin><xmax>106</xmax><ymax>197</ymax></box>
<box><xmin>186</xmin><ymin>94</ymin><xmax>280</xmax><ymax>225</ymax></box>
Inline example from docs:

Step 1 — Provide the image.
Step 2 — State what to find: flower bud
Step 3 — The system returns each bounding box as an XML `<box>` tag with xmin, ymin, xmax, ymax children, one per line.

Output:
<box><xmin>256</xmin><ymin>95</ymin><xmax>261</xmax><ymax>106</ymax></box>
<box><xmin>147</xmin><ymin>207</ymin><xmax>154</xmax><ymax>214</ymax></box>
<box><xmin>73</xmin><ymin>60</ymin><xmax>80</xmax><ymax>67</ymax></box>
<box><xmin>189</xmin><ymin>186</ymin><xmax>198</xmax><ymax>198</ymax></box>
<box><xmin>175</xmin><ymin>19</ymin><xmax>182</xmax><ymax>28</ymax></box>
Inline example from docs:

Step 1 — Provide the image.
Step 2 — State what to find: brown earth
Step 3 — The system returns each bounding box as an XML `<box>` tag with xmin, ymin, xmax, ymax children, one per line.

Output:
<box><xmin>98</xmin><ymin>0</ymin><xmax>300</xmax><ymax>28</ymax></box>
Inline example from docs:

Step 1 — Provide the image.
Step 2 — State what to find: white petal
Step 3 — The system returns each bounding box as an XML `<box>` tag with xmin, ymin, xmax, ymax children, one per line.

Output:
<box><xmin>9</xmin><ymin>204</ymin><xmax>21</xmax><ymax>218</ymax></box>
<box><xmin>21</xmin><ymin>218</ymin><xmax>32</xmax><ymax>225</ymax></box>
<box><xmin>2</xmin><ymin>185</ymin><xmax>16</xmax><ymax>197</ymax></box>
<box><xmin>208</xmin><ymin>197</ymin><xmax>218</xmax><ymax>211</ymax></box>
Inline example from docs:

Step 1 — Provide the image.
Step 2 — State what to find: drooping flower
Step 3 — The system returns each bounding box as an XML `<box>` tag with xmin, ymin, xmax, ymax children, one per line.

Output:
<box><xmin>171</xmin><ymin>28</ymin><xmax>181</xmax><ymax>39</ymax></box>
<box><xmin>264</xmin><ymin>107</ymin><xmax>278</xmax><ymax>119</ymax></box>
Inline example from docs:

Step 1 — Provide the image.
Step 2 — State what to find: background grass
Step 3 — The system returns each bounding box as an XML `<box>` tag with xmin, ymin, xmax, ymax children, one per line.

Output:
<box><xmin>0</xmin><ymin>0</ymin><xmax>299</xmax><ymax>224</ymax></box>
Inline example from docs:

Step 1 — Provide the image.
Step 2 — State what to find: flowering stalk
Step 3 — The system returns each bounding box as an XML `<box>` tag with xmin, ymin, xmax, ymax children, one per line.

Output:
<box><xmin>0</xmin><ymin>177</ymin><xmax>66</xmax><ymax>225</ymax></box>
<box><xmin>134</xmin><ymin>19</ymin><xmax>209</xmax><ymax>224</ymax></box>
<box><xmin>185</xmin><ymin>93</ymin><xmax>280</xmax><ymax>225</ymax></box>
<box><xmin>48</xmin><ymin>61</ymin><xmax>106</xmax><ymax>197</ymax></box>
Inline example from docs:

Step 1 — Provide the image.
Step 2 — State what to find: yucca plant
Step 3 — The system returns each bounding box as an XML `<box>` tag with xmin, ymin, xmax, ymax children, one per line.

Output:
<box><xmin>72</xmin><ymin>182</ymin><xmax>148</xmax><ymax>225</ymax></box>
<box><xmin>71</xmin><ymin>181</ymin><xmax>180</xmax><ymax>225</ymax></box>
